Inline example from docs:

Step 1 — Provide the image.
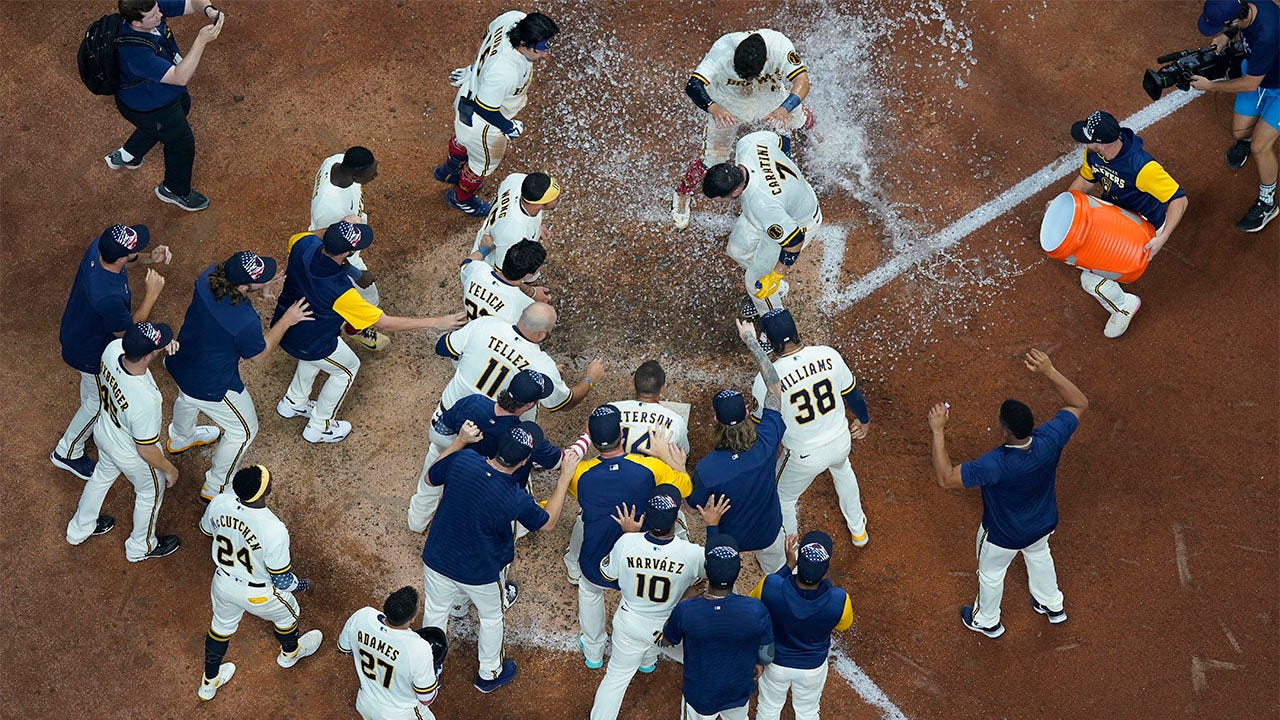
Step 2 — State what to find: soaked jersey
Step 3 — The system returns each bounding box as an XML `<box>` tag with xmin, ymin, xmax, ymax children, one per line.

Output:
<box><xmin>736</xmin><ymin>131</ymin><xmax>820</xmax><ymax>249</ymax></box>
<box><xmin>435</xmin><ymin>315</ymin><xmax>571</xmax><ymax>412</ymax></box>
<box><xmin>458</xmin><ymin>11</ymin><xmax>533</xmax><ymax>119</ymax></box>
<box><xmin>310</xmin><ymin>153</ymin><xmax>366</xmax><ymax>231</ymax></box>
<box><xmin>600</xmin><ymin>532</ymin><xmax>705</xmax><ymax>623</ymax></box>
<box><xmin>692</xmin><ymin>29</ymin><xmax>806</xmax><ymax>119</ymax></box>
<box><xmin>611</xmin><ymin>399</ymin><xmax>690</xmax><ymax>453</ymax></box>
<box><xmin>471</xmin><ymin>173</ymin><xmax>545</xmax><ymax>270</ymax></box>
<box><xmin>460</xmin><ymin>258</ymin><xmax>533</xmax><ymax>323</ymax></box>
<box><xmin>200</xmin><ymin>492</ymin><xmax>293</xmax><ymax>585</ymax></box>
<box><xmin>338</xmin><ymin>606</ymin><xmax>439</xmax><ymax>716</ymax></box>
<box><xmin>94</xmin><ymin>338</ymin><xmax>163</xmax><ymax>458</ymax></box>
<box><xmin>752</xmin><ymin>344</ymin><xmax>857</xmax><ymax>453</ymax></box>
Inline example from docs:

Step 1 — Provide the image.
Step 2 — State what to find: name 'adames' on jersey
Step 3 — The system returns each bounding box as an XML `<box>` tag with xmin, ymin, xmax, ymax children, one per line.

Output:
<box><xmin>338</xmin><ymin>606</ymin><xmax>439</xmax><ymax>714</ymax></box>
<box><xmin>460</xmin><ymin>11</ymin><xmax>533</xmax><ymax>120</ymax></box>
<box><xmin>751</xmin><ymin>344</ymin><xmax>856</xmax><ymax>452</ymax></box>
<box><xmin>601</xmin><ymin>533</ymin><xmax>706</xmax><ymax>622</ymax></box>
<box><xmin>694</xmin><ymin>29</ymin><xmax>806</xmax><ymax>118</ymax></box>
<box><xmin>200</xmin><ymin>493</ymin><xmax>293</xmax><ymax>585</ymax></box>
<box><xmin>736</xmin><ymin>131</ymin><xmax>819</xmax><ymax>247</ymax></box>
<box><xmin>437</xmin><ymin>315</ymin><xmax>572</xmax><ymax>411</ymax></box>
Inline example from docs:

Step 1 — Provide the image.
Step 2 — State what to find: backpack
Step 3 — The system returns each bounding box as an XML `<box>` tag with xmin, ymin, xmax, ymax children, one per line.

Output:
<box><xmin>78</xmin><ymin>13</ymin><xmax>162</xmax><ymax>96</ymax></box>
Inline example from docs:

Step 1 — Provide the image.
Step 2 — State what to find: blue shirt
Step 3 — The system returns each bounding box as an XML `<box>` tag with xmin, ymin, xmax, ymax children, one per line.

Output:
<box><xmin>756</xmin><ymin>568</ymin><xmax>850</xmax><ymax>670</ymax></box>
<box><xmin>1243</xmin><ymin>0</ymin><xmax>1279</xmax><ymax>89</ymax></box>
<box><xmin>1080</xmin><ymin>129</ymin><xmax>1185</xmax><ymax>228</ymax></box>
<box><xmin>115</xmin><ymin>0</ymin><xmax>187</xmax><ymax>111</ymax></box>
<box><xmin>273</xmin><ymin>234</ymin><xmax>350</xmax><ymax>361</ymax></box>
<box><xmin>59</xmin><ymin>240</ymin><xmax>133</xmax><ymax>374</ymax></box>
<box><xmin>435</xmin><ymin>394</ymin><xmax>562</xmax><ymax>484</ymax></box>
<box><xmin>165</xmin><ymin>265</ymin><xmax>268</xmax><ymax>401</ymax></box>
<box><xmin>687</xmin><ymin>410</ymin><xmax>785</xmax><ymax>551</ymax></box>
<box><xmin>663</xmin><ymin>594</ymin><xmax>773</xmax><ymax>715</ymax></box>
<box><xmin>961</xmin><ymin>410</ymin><xmax>1079</xmax><ymax>549</ymax></box>
<box><xmin>423</xmin><ymin>449</ymin><xmax>548</xmax><ymax>585</ymax></box>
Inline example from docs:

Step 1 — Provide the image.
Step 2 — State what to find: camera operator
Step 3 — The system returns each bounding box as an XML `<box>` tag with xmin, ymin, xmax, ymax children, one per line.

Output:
<box><xmin>1190</xmin><ymin>0</ymin><xmax>1279</xmax><ymax>233</ymax></box>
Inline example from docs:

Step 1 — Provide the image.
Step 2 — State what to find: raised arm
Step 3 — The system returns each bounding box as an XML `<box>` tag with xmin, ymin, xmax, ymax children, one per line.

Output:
<box><xmin>737</xmin><ymin>319</ymin><xmax>780</xmax><ymax>410</ymax></box>
<box><xmin>1024</xmin><ymin>349</ymin><xmax>1088</xmax><ymax>418</ymax></box>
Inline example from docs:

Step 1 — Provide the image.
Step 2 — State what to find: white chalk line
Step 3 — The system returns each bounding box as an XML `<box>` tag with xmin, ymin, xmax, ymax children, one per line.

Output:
<box><xmin>821</xmin><ymin>90</ymin><xmax>1202</xmax><ymax>311</ymax></box>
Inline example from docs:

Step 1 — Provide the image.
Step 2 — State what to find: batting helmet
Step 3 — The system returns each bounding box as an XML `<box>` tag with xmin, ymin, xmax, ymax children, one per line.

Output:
<box><xmin>416</xmin><ymin>626</ymin><xmax>448</xmax><ymax>672</ymax></box>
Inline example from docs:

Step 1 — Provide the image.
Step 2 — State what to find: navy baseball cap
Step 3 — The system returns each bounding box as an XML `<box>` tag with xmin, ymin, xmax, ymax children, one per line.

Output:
<box><xmin>223</xmin><ymin>251</ymin><xmax>278</xmax><ymax>286</ymax></box>
<box><xmin>643</xmin><ymin>484</ymin><xmax>683</xmax><ymax>533</ymax></box>
<box><xmin>713</xmin><ymin>390</ymin><xmax>747</xmax><ymax>427</ymax></box>
<box><xmin>1199</xmin><ymin>0</ymin><xmax>1244</xmax><ymax>35</ymax></box>
<box><xmin>796</xmin><ymin>530</ymin><xmax>834</xmax><ymax>584</ymax></box>
<box><xmin>588</xmin><ymin>404</ymin><xmax>622</xmax><ymax>446</ymax></box>
<box><xmin>760</xmin><ymin>308</ymin><xmax>799</xmax><ymax>349</ymax></box>
<box><xmin>122</xmin><ymin>321</ymin><xmax>173</xmax><ymax>357</ymax></box>
<box><xmin>494</xmin><ymin>425</ymin><xmax>536</xmax><ymax>466</ymax></box>
<box><xmin>98</xmin><ymin>224</ymin><xmax>150</xmax><ymax>262</ymax></box>
<box><xmin>706</xmin><ymin>534</ymin><xmax>742</xmax><ymax>588</ymax></box>
<box><xmin>507</xmin><ymin>369</ymin><xmax>553</xmax><ymax>404</ymax></box>
<box><xmin>1070</xmin><ymin>111</ymin><xmax>1121</xmax><ymax>144</ymax></box>
<box><xmin>322</xmin><ymin>221</ymin><xmax>373</xmax><ymax>254</ymax></box>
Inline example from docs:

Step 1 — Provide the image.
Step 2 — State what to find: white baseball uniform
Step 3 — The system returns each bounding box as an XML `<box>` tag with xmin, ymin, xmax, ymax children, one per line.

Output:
<box><xmin>693</xmin><ymin>30</ymin><xmax>809</xmax><ymax>166</ymax></box>
<box><xmin>310</xmin><ymin>153</ymin><xmax>376</xmax><ymax>304</ymax></box>
<box><xmin>470</xmin><ymin>173</ymin><xmax>546</xmax><ymax>270</ymax></box>
<box><xmin>65</xmin><ymin>339</ymin><xmax>168</xmax><ymax>561</ymax></box>
<box><xmin>454</xmin><ymin>11</ymin><xmax>533</xmax><ymax>176</ymax></box>
<box><xmin>589</xmin><ymin>532</ymin><xmax>704</xmax><ymax>720</ymax></box>
<box><xmin>338</xmin><ymin>607</ymin><xmax>440</xmax><ymax>720</ymax></box>
<box><xmin>460</xmin><ymin>258</ymin><xmax>534</xmax><ymax>323</ymax></box>
<box><xmin>730</xmin><ymin>131</ymin><xmax>822</xmax><ymax>315</ymax></box>
<box><xmin>612</xmin><ymin>400</ymin><xmax>690</xmax><ymax>454</ymax></box>
<box><xmin>752</xmin><ymin>344</ymin><xmax>866</xmax><ymax>538</ymax></box>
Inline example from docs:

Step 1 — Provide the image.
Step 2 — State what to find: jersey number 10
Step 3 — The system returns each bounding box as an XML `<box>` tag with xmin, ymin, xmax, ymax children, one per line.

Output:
<box><xmin>633</xmin><ymin>572</ymin><xmax>672</xmax><ymax>603</ymax></box>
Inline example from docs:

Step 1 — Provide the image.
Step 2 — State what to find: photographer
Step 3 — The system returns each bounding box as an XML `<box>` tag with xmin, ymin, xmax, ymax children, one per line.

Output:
<box><xmin>1190</xmin><ymin>0</ymin><xmax>1279</xmax><ymax>233</ymax></box>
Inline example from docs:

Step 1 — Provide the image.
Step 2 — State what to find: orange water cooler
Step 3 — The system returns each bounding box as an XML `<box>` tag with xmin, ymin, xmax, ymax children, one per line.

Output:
<box><xmin>1039</xmin><ymin>190</ymin><xmax>1154</xmax><ymax>282</ymax></box>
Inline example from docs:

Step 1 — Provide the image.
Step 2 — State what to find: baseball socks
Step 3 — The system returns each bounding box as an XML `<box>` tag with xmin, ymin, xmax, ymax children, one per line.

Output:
<box><xmin>445</xmin><ymin>166</ymin><xmax>492</xmax><ymax>217</ymax></box>
<box><xmin>1237</xmin><ymin>183</ymin><xmax>1278</xmax><ymax>233</ymax></box>
<box><xmin>199</xmin><ymin>630</ymin><xmax>235</xmax><ymax>700</ymax></box>
<box><xmin>671</xmin><ymin>159</ymin><xmax>707</xmax><ymax>230</ymax></box>
<box><xmin>434</xmin><ymin>137</ymin><xmax>467</xmax><ymax>184</ymax></box>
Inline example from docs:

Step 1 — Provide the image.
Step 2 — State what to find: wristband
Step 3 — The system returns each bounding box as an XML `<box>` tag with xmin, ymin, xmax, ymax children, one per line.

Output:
<box><xmin>780</xmin><ymin>93</ymin><xmax>801</xmax><ymax>112</ymax></box>
<box><xmin>778</xmin><ymin>248</ymin><xmax>800</xmax><ymax>266</ymax></box>
<box><xmin>477</xmin><ymin>244</ymin><xmax>493</xmax><ymax>258</ymax></box>
<box><xmin>581</xmin><ymin>376</ymin><xmax>592</xmax><ymax>386</ymax></box>
<box><xmin>204</xmin><ymin>4</ymin><xmax>220</xmax><ymax>18</ymax></box>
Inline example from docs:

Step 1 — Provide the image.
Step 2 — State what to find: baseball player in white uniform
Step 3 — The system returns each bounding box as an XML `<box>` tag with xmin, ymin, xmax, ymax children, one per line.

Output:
<box><xmin>703</xmin><ymin>131</ymin><xmax>822</xmax><ymax>321</ymax></box>
<box><xmin>310</xmin><ymin>146</ymin><xmax>386</xmax><ymax>348</ymax></box>
<box><xmin>339</xmin><ymin>587</ymin><xmax>442</xmax><ymax>720</ymax></box>
<box><xmin>433</xmin><ymin>12</ymin><xmax>560</xmax><ymax>217</ymax></box>
<box><xmin>673</xmin><ymin>29</ymin><xmax>813</xmax><ymax>229</ymax></box>
<box><xmin>750</xmin><ymin>310</ymin><xmax>870</xmax><ymax>547</ymax></box>
<box><xmin>587</xmin><ymin>484</ymin><xmax>706</xmax><ymax>720</ymax></box>
<box><xmin>460</xmin><ymin>238</ymin><xmax>548</xmax><ymax>323</ymax></box>
<box><xmin>197</xmin><ymin>465</ymin><xmax>323</xmax><ymax>701</ymax></box>
<box><xmin>470</xmin><ymin>171</ymin><xmax>560</xmax><ymax>271</ymax></box>
<box><xmin>65</xmin><ymin>322</ymin><xmax>182</xmax><ymax>562</ymax></box>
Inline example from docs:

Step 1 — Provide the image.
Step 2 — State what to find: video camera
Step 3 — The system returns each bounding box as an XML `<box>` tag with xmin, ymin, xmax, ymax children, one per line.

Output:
<box><xmin>1142</xmin><ymin>38</ymin><xmax>1248</xmax><ymax>101</ymax></box>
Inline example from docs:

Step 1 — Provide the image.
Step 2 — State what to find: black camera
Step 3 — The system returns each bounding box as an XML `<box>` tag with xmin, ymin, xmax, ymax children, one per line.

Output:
<box><xmin>1142</xmin><ymin>38</ymin><xmax>1248</xmax><ymax>101</ymax></box>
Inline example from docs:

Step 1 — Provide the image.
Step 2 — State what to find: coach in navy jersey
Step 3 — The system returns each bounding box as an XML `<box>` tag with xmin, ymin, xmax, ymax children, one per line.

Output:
<box><xmin>165</xmin><ymin>251</ymin><xmax>312</xmax><ymax>500</ymax></box>
<box><xmin>53</xmin><ymin>224</ymin><xmax>170</xmax><ymax>481</ymax></box>
<box><xmin>929</xmin><ymin>348</ymin><xmax>1088</xmax><ymax>638</ymax></box>
<box><xmin>662</xmin><ymin>535</ymin><xmax>774</xmax><ymax>720</ymax></box>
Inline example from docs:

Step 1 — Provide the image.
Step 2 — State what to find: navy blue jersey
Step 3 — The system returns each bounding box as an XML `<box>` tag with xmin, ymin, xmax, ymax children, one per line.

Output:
<box><xmin>273</xmin><ymin>234</ymin><xmax>381</xmax><ymax>361</ymax></box>
<box><xmin>663</xmin><ymin>593</ymin><xmax>773</xmax><ymax>715</ymax></box>
<box><xmin>751</xmin><ymin>567</ymin><xmax>853</xmax><ymax>670</ymax></box>
<box><xmin>1243</xmin><ymin>0</ymin><xmax>1279</xmax><ymax>89</ymax></box>
<box><xmin>435</xmin><ymin>394</ymin><xmax>562</xmax><ymax>477</ymax></box>
<box><xmin>687</xmin><ymin>409</ymin><xmax>785</xmax><ymax>551</ymax></box>
<box><xmin>165</xmin><ymin>265</ymin><xmax>267</xmax><ymax>400</ymax></box>
<box><xmin>115</xmin><ymin>0</ymin><xmax>187</xmax><ymax>111</ymax></box>
<box><xmin>1079</xmin><ymin>129</ymin><xmax>1184</xmax><ymax>227</ymax></box>
<box><xmin>60</xmin><ymin>240</ymin><xmax>133</xmax><ymax>374</ymax></box>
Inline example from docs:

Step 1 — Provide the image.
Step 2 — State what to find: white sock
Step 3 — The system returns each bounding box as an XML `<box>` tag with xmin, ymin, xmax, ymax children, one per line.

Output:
<box><xmin>1259</xmin><ymin>183</ymin><xmax>1276</xmax><ymax>206</ymax></box>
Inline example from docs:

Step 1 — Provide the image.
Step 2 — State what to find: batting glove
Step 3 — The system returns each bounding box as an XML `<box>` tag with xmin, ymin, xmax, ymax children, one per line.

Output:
<box><xmin>753</xmin><ymin>271</ymin><xmax>785</xmax><ymax>299</ymax></box>
<box><xmin>504</xmin><ymin>119</ymin><xmax>524</xmax><ymax>139</ymax></box>
<box><xmin>448</xmin><ymin>66</ymin><xmax>469</xmax><ymax>87</ymax></box>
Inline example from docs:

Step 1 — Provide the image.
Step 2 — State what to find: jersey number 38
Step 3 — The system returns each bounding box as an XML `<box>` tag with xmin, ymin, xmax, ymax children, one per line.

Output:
<box><xmin>790</xmin><ymin>379</ymin><xmax>836</xmax><ymax>425</ymax></box>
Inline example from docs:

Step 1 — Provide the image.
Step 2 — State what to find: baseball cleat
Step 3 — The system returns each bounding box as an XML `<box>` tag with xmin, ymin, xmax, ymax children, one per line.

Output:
<box><xmin>92</xmin><ymin>515</ymin><xmax>116</xmax><ymax>536</ymax></box>
<box><xmin>104</xmin><ymin>148</ymin><xmax>143</xmax><ymax>170</ymax></box>
<box><xmin>960</xmin><ymin>605</ymin><xmax>1005</xmax><ymax>638</ymax></box>
<box><xmin>1103</xmin><ymin>295</ymin><xmax>1141</xmax><ymax>339</ymax></box>
<box><xmin>1031</xmin><ymin>598</ymin><xmax>1068</xmax><ymax>624</ymax></box>
<box><xmin>638</xmin><ymin>658</ymin><xmax>658</xmax><ymax>674</ymax></box>
<box><xmin>141</xmin><ymin>534</ymin><xmax>182</xmax><ymax>561</ymax></box>
<box><xmin>474</xmin><ymin>659</ymin><xmax>518</xmax><ymax>693</ymax></box>
<box><xmin>851</xmin><ymin>529</ymin><xmax>869</xmax><ymax>548</ymax></box>
<box><xmin>578</xmin><ymin>633</ymin><xmax>604</xmax><ymax>669</ymax></box>
<box><xmin>278</xmin><ymin>629</ymin><xmax>323</xmax><ymax>668</ymax></box>
<box><xmin>155</xmin><ymin>184</ymin><xmax>210</xmax><ymax>212</ymax></box>
<box><xmin>197</xmin><ymin>662</ymin><xmax>236</xmax><ymax>701</ymax></box>
<box><xmin>433</xmin><ymin>160</ymin><xmax>462</xmax><ymax>184</ymax></box>
<box><xmin>444</xmin><ymin>188</ymin><xmax>491</xmax><ymax>217</ymax></box>
<box><xmin>345</xmin><ymin>325</ymin><xmax>390</xmax><ymax>351</ymax></box>
<box><xmin>50</xmin><ymin>451</ymin><xmax>95</xmax><ymax>481</ymax></box>
<box><xmin>1236</xmin><ymin>200</ymin><xmax>1278</xmax><ymax>233</ymax></box>
<box><xmin>503</xmin><ymin>580</ymin><xmax>520</xmax><ymax>610</ymax></box>
<box><xmin>1225</xmin><ymin>139</ymin><xmax>1250</xmax><ymax>170</ymax></box>
<box><xmin>276</xmin><ymin>397</ymin><xmax>314</xmax><ymax>419</ymax></box>
<box><xmin>671</xmin><ymin>190</ymin><xmax>691</xmax><ymax>230</ymax></box>
<box><xmin>448</xmin><ymin>602</ymin><xmax>469</xmax><ymax>619</ymax></box>
<box><xmin>303</xmin><ymin>420</ymin><xmax>352</xmax><ymax>444</ymax></box>
<box><xmin>739</xmin><ymin>296</ymin><xmax>759</xmax><ymax>319</ymax></box>
<box><xmin>166</xmin><ymin>425</ymin><xmax>223</xmax><ymax>454</ymax></box>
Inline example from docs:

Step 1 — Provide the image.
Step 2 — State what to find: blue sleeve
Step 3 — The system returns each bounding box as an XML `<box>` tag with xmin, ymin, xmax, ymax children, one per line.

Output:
<box><xmin>685</xmin><ymin>76</ymin><xmax>713</xmax><ymax>111</ymax></box>
<box><xmin>118</xmin><ymin>43</ymin><xmax>172</xmax><ymax>82</ymax></box>
<box><xmin>758</xmin><ymin>409</ymin><xmax>785</xmax><ymax>450</ymax></box>
<box><xmin>427</xmin><ymin>451</ymin><xmax>459</xmax><ymax>487</ymax></box>
<box><xmin>472</xmin><ymin>104</ymin><xmax>516</xmax><ymax>134</ymax></box>
<box><xmin>437</xmin><ymin>402</ymin><xmax>465</xmax><ymax>434</ymax></box>
<box><xmin>94</xmin><ymin>293</ymin><xmax>134</xmax><ymax>335</ymax></box>
<box><xmin>662</xmin><ymin>604</ymin><xmax>685</xmax><ymax>645</ymax></box>
<box><xmin>961</xmin><ymin>452</ymin><xmax>1000</xmax><ymax>489</ymax></box>
<box><xmin>235</xmin><ymin>320</ymin><xmax>267</xmax><ymax>360</ymax></box>
<box><xmin>157</xmin><ymin>0</ymin><xmax>186</xmax><ymax>15</ymax></box>
<box><xmin>531</xmin><ymin>440</ymin><xmax>562</xmax><ymax>470</ymax></box>
<box><xmin>686</xmin><ymin>469</ymin><xmax>710</xmax><ymax>509</ymax></box>
<box><xmin>516</xmin><ymin>495</ymin><xmax>550</xmax><ymax>532</ymax></box>
<box><xmin>1035</xmin><ymin>410</ymin><xmax>1079</xmax><ymax>449</ymax></box>
<box><xmin>435</xmin><ymin>333</ymin><xmax>459</xmax><ymax>359</ymax></box>
<box><xmin>842</xmin><ymin>385</ymin><xmax>869</xmax><ymax>424</ymax></box>
<box><xmin>757</xmin><ymin>603</ymin><xmax>774</xmax><ymax>646</ymax></box>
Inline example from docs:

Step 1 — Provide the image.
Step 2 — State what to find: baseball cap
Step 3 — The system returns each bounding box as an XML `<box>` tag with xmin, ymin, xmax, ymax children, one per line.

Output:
<box><xmin>643</xmin><ymin>484</ymin><xmax>683</xmax><ymax>533</ymax></box>
<box><xmin>97</xmin><ymin>224</ymin><xmax>150</xmax><ymax>262</ymax></box>
<box><xmin>796</xmin><ymin>530</ymin><xmax>834</xmax><ymax>584</ymax></box>
<box><xmin>588</xmin><ymin>404</ymin><xmax>622</xmax><ymax>446</ymax></box>
<box><xmin>713</xmin><ymin>390</ymin><xmax>747</xmax><ymax>427</ymax></box>
<box><xmin>494</xmin><ymin>425</ymin><xmax>536</xmax><ymax>466</ymax></box>
<box><xmin>521</xmin><ymin>172</ymin><xmax>561</xmax><ymax>205</ymax></box>
<box><xmin>1199</xmin><ymin>0</ymin><xmax>1244</xmax><ymax>35</ymax></box>
<box><xmin>507</xmin><ymin>369</ymin><xmax>553</xmax><ymax>404</ymax></box>
<box><xmin>1070</xmin><ymin>110</ymin><xmax>1121</xmax><ymax>144</ymax></box>
<box><xmin>705</xmin><ymin>534</ymin><xmax>742</xmax><ymax>588</ymax></box>
<box><xmin>223</xmin><ymin>251</ymin><xmax>278</xmax><ymax>286</ymax></box>
<box><xmin>322</xmin><ymin>221</ymin><xmax>374</xmax><ymax>254</ymax></box>
<box><xmin>122</xmin><ymin>321</ymin><xmax>173</xmax><ymax>357</ymax></box>
<box><xmin>760</xmin><ymin>308</ymin><xmax>799</xmax><ymax>349</ymax></box>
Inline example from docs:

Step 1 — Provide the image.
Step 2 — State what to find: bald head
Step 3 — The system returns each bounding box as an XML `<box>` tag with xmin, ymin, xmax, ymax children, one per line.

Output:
<box><xmin>518</xmin><ymin>302</ymin><xmax>557</xmax><ymax>335</ymax></box>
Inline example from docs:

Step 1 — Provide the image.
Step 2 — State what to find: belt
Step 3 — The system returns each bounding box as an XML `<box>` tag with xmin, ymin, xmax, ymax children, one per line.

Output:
<box><xmin>217</xmin><ymin>567</ymin><xmax>266</xmax><ymax>588</ymax></box>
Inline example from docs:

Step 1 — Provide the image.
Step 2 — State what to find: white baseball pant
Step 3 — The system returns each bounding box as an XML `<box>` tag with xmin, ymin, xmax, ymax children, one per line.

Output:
<box><xmin>752</xmin><ymin>528</ymin><xmax>788</xmax><ymax>574</ymax></box>
<box><xmin>65</xmin><ymin>437</ymin><xmax>165</xmax><ymax>561</ymax></box>
<box><xmin>681</xmin><ymin>699</ymin><xmax>748</xmax><ymax>720</ymax></box>
<box><xmin>454</xmin><ymin>108</ymin><xmax>509</xmax><ymax>178</ymax></box>
<box><xmin>1080</xmin><ymin>269</ymin><xmax>1137</xmax><ymax>316</ymax></box>
<box><xmin>775</xmin><ymin>432</ymin><xmax>866</xmax><ymax>539</ymax></box>
<box><xmin>972</xmin><ymin>526</ymin><xmax>1065</xmax><ymax>628</ymax></box>
<box><xmin>55</xmin><ymin>371</ymin><xmax>100</xmax><ymax>459</ymax></box>
<box><xmin>170</xmin><ymin>388</ymin><xmax>258</xmax><ymax>501</ymax></box>
<box><xmin>421</xmin><ymin>563</ymin><xmax>508</xmax><ymax>679</ymax></box>
<box><xmin>726</xmin><ymin>210</ymin><xmax>821</xmax><ymax>316</ymax></box>
<box><xmin>700</xmin><ymin>105</ymin><xmax>808</xmax><ymax>167</ymax></box>
<box><xmin>407</xmin><ymin>423</ymin><xmax>450</xmax><ymax>533</ymax></box>
<box><xmin>754</xmin><ymin>661</ymin><xmax>829</xmax><ymax>720</ymax></box>
<box><xmin>283</xmin><ymin>340</ymin><xmax>361</xmax><ymax>434</ymax></box>
<box><xmin>209</xmin><ymin>568</ymin><xmax>301</xmax><ymax>636</ymax></box>
<box><xmin>588</xmin><ymin>605</ymin><xmax>664</xmax><ymax>720</ymax></box>
<box><xmin>578</xmin><ymin>577</ymin><xmax>612</xmax><ymax>665</ymax></box>
<box><xmin>347</xmin><ymin>250</ymin><xmax>380</xmax><ymax>306</ymax></box>
<box><xmin>356</xmin><ymin>692</ymin><xmax>435</xmax><ymax>720</ymax></box>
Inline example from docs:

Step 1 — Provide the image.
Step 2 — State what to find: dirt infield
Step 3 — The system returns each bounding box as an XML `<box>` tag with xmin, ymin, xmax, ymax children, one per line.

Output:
<box><xmin>1</xmin><ymin>1</ymin><xmax>1276</xmax><ymax>718</ymax></box>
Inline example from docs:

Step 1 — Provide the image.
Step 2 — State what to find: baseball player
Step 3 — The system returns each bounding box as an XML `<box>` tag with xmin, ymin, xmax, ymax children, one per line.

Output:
<box><xmin>272</xmin><ymin>221</ymin><xmax>464</xmax><ymax>444</ymax></box>
<box><xmin>587</xmin><ymin>484</ymin><xmax>709</xmax><ymax>720</ymax></box>
<box><xmin>65</xmin><ymin>322</ymin><xmax>182</xmax><ymax>562</ymax></box>
<box><xmin>611</xmin><ymin>360</ymin><xmax>690</xmax><ymax>454</ymax></box>
<box><xmin>1055</xmin><ymin>110</ymin><xmax>1188</xmax><ymax>338</ymax></box>
<box><xmin>660</xmin><ymin>535</ymin><xmax>775</xmax><ymax>720</ymax></box>
<box><xmin>469</xmin><ymin>171</ymin><xmax>561</xmax><ymax>270</ymax></box>
<box><xmin>53</xmin><ymin>223</ymin><xmax>170</xmax><ymax>481</ymax></box>
<box><xmin>310</xmin><ymin>146</ymin><xmax>386</xmax><ymax>347</ymax></box>
<box><xmin>197</xmin><ymin>465</ymin><xmax>323</xmax><ymax>700</ymax></box>
<box><xmin>749</xmin><ymin>531</ymin><xmax>854</xmax><ymax>720</ymax></box>
<box><xmin>702</xmin><ymin>130</ymin><xmax>822</xmax><ymax>323</ymax></box>
<box><xmin>419</xmin><ymin>422</ymin><xmax>578</xmax><ymax>693</ymax></box>
<box><xmin>338</xmin><ymin>586</ymin><xmax>445</xmax><ymax>720</ymax></box>
<box><xmin>929</xmin><ymin>349</ymin><xmax>1087</xmax><ymax>638</ymax></box>
<box><xmin>433</xmin><ymin>12</ymin><xmax>560</xmax><ymax>217</ymax></box>
<box><xmin>751</xmin><ymin>310</ymin><xmax>871</xmax><ymax>546</ymax></box>
<box><xmin>569</xmin><ymin>405</ymin><xmax>691</xmax><ymax>670</ymax></box>
<box><xmin>460</xmin><ymin>238</ymin><xmax>548</xmax><ymax>323</ymax></box>
<box><xmin>165</xmin><ymin>251</ymin><xmax>312</xmax><ymax>501</ymax></box>
<box><xmin>672</xmin><ymin>29</ymin><xmax>814</xmax><ymax>229</ymax></box>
